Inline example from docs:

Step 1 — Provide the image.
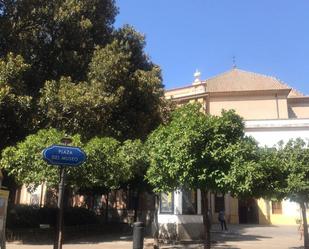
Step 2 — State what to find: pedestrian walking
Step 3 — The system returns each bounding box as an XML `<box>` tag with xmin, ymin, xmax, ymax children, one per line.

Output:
<box><xmin>218</xmin><ymin>210</ymin><xmax>228</xmax><ymax>231</ymax></box>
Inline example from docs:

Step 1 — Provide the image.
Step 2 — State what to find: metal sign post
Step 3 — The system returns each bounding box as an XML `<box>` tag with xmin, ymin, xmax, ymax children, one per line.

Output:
<box><xmin>0</xmin><ymin>190</ymin><xmax>9</xmax><ymax>249</ymax></box>
<box><xmin>54</xmin><ymin>165</ymin><xmax>66</xmax><ymax>249</ymax></box>
<box><xmin>42</xmin><ymin>138</ymin><xmax>86</xmax><ymax>249</ymax></box>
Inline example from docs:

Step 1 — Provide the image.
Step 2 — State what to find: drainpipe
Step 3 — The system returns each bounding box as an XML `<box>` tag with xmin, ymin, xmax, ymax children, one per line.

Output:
<box><xmin>275</xmin><ymin>94</ymin><xmax>280</xmax><ymax>119</ymax></box>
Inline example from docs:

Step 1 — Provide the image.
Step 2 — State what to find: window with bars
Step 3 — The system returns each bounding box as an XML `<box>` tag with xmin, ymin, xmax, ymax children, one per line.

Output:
<box><xmin>215</xmin><ymin>193</ymin><xmax>225</xmax><ymax>213</ymax></box>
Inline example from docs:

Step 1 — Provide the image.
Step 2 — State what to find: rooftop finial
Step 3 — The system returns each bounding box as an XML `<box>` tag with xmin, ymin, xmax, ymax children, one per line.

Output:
<box><xmin>232</xmin><ymin>56</ymin><xmax>237</xmax><ymax>69</ymax></box>
<box><xmin>193</xmin><ymin>69</ymin><xmax>201</xmax><ymax>84</ymax></box>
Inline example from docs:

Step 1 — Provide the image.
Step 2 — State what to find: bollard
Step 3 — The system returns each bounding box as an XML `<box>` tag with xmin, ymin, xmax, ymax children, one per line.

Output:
<box><xmin>133</xmin><ymin>222</ymin><xmax>144</xmax><ymax>249</ymax></box>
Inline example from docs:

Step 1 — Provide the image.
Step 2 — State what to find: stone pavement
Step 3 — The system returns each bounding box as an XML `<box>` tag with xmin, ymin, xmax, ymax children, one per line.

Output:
<box><xmin>6</xmin><ymin>224</ymin><xmax>304</xmax><ymax>249</ymax></box>
<box><xmin>210</xmin><ymin>224</ymin><xmax>303</xmax><ymax>249</ymax></box>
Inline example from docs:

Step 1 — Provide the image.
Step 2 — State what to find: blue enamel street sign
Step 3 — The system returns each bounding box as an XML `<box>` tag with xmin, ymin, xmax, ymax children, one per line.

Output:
<box><xmin>43</xmin><ymin>145</ymin><xmax>86</xmax><ymax>166</ymax></box>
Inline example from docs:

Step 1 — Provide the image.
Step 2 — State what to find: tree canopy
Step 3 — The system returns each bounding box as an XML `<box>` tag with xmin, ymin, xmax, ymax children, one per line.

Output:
<box><xmin>0</xmin><ymin>0</ymin><xmax>118</xmax><ymax>92</ymax></box>
<box><xmin>0</xmin><ymin>53</ymin><xmax>32</xmax><ymax>150</ymax></box>
<box><xmin>146</xmin><ymin>103</ymin><xmax>259</xmax><ymax>194</ymax></box>
<box><xmin>0</xmin><ymin>0</ymin><xmax>167</xmax><ymax>146</ymax></box>
<box><xmin>0</xmin><ymin>128</ymin><xmax>147</xmax><ymax>193</ymax></box>
<box><xmin>38</xmin><ymin>26</ymin><xmax>165</xmax><ymax>140</ymax></box>
<box><xmin>0</xmin><ymin>129</ymin><xmax>82</xmax><ymax>190</ymax></box>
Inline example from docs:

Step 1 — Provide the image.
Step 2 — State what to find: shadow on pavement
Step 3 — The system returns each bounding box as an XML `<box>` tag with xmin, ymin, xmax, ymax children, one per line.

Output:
<box><xmin>8</xmin><ymin>232</ymin><xmax>134</xmax><ymax>245</ymax></box>
<box><xmin>212</xmin><ymin>231</ymin><xmax>271</xmax><ymax>243</ymax></box>
<box><xmin>65</xmin><ymin>233</ymin><xmax>134</xmax><ymax>244</ymax></box>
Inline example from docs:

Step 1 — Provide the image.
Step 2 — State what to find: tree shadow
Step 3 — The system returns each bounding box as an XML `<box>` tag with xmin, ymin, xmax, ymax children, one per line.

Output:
<box><xmin>7</xmin><ymin>223</ymin><xmax>133</xmax><ymax>245</ymax></box>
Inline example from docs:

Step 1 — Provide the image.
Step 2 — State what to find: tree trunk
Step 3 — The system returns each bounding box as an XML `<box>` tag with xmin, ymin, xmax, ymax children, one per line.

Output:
<box><xmin>40</xmin><ymin>182</ymin><xmax>45</xmax><ymax>207</ymax></box>
<box><xmin>134</xmin><ymin>191</ymin><xmax>140</xmax><ymax>222</ymax></box>
<box><xmin>201</xmin><ymin>190</ymin><xmax>211</xmax><ymax>249</ymax></box>
<box><xmin>153</xmin><ymin>194</ymin><xmax>159</xmax><ymax>249</ymax></box>
<box><xmin>105</xmin><ymin>193</ymin><xmax>109</xmax><ymax>223</ymax></box>
<box><xmin>300</xmin><ymin>202</ymin><xmax>309</xmax><ymax>249</ymax></box>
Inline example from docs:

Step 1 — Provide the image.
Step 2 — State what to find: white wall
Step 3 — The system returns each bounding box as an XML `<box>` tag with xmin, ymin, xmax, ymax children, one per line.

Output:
<box><xmin>245</xmin><ymin>119</ymin><xmax>309</xmax><ymax>147</ymax></box>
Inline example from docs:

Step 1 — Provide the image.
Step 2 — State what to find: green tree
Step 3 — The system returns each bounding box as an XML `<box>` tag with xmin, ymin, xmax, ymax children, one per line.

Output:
<box><xmin>78</xmin><ymin>137</ymin><xmax>147</xmax><ymax>221</ymax></box>
<box><xmin>260</xmin><ymin>139</ymin><xmax>309</xmax><ymax>249</ymax></box>
<box><xmin>0</xmin><ymin>129</ymin><xmax>83</xmax><ymax>190</ymax></box>
<box><xmin>1</xmin><ymin>1</ymin><xmax>166</xmax><ymax>141</ymax></box>
<box><xmin>0</xmin><ymin>53</ymin><xmax>32</xmax><ymax>150</ymax></box>
<box><xmin>118</xmin><ymin>139</ymin><xmax>150</xmax><ymax>221</ymax></box>
<box><xmin>146</xmin><ymin>104</ymin><xmax>259</xmax><ymax>249</ymax></box>
<box><xmin>39</xmin><ymin>25</ymin><xmax>165</xmax><ymax>140</ymax></box>
<box><xmin>0</xmin><ymin>128</ymin><xmax>147</xmax><ymax>202</ymax></box>
<box><xmin>0</xmin><ymin>0</ymin><xmax>118</xmax><ymax>92</ymax></box>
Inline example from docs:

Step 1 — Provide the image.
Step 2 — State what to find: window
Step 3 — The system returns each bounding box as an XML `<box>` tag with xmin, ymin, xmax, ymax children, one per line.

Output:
<box><xmin>272</xmin><ymin>201</ymin><xmax>282</xmax><ymax>214</ymax></box>
<box><xmin>160</xmin><ymin>192</ymin><xmax>174</xmax><ymax>214</ymax></box>
<box><xmin>128</xmin><ymin>189</ymin><xmax>138</xmax><ymax>210</ymax></box>
<box><xmin>182</xmin><ymin>189</ymin><xmax>197</xmax><ymax>214</ymax></box>
<box><xmin>215</xmin><ymin>193</ymin><xmax>225</xmax><ymax>213</ymax></box>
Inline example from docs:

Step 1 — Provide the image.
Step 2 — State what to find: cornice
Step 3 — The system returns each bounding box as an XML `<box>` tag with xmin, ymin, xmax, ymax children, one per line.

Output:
<box><xmin>208</xmin><ymin>89</ymin><xmax>291</xmax><ymax>97</ymax></box>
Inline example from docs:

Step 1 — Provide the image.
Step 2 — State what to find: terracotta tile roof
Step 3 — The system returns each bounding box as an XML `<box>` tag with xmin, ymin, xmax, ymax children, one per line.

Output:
<box><xmin>288</xmin><ymin>88</ymin><xmax>304</xmax><ymax>97</ymax></box>
<box><xmin>205</xmin><ymin>68</ymin><xmax>304</xmax><ymax>97</ymax></box>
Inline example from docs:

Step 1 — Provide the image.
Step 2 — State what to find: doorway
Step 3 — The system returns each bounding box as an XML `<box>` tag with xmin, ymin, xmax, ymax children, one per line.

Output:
<box><xmin>238</xmin><ymin>198</ymin><xmax>259</xmax><ymax>224</ymax></box>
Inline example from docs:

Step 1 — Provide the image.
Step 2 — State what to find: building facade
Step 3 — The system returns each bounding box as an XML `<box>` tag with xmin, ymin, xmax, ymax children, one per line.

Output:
<box><xmin>159</xmin><ymin>68</ymin><xmax>309</xmax><ymax>239</ymax></box>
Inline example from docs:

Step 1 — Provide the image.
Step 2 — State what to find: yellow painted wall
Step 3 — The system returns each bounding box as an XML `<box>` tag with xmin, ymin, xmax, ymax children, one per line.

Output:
<box><xmin>209</xmin><ymin>95</ymin><xmax>288</xmax><ymax>119</ymax></box>
<box><xmin>229</xmin><ymin>197</ymin><xmax>239</xmax><ymax>224</ymax></box>
<box><xmin>165</xmin><ymin>84</ymin><xmax>206</xmax><ymax>99</ymax></box>
<box><xmin>257</xmin><ymin>198</ymin><xmax>308</xmax><ymax>225</ymax></box>
<box><xmin>277</xmin><ymin>98</ymin><xmax>289</xmax><ymax>118</ymax></box>
<box><xmin>257</xmin><ymin>199</ymin><xmax>271</xmax><ymax>225</ymax></box>
<box><xmin>288</xmin><ymin>102</ymin><xmax>309</xmax><ymax>118</ymax></box>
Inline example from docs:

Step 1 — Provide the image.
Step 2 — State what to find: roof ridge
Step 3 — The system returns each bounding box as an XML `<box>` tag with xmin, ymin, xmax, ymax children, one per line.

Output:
<box><xmin>232</xmin><ymin>68</ymin><xmax>286</xmax><ymax>85</ymax></box>
<box><xmin>267</xmin><ymin>74</ymin><xmax>305</xmax><ymax>96</ymax></box>
<box><xmin>289</xmin><ymin>88</ymin><xmax>305</xmax><ymax>96</ymax></box>
<box><xmin>241</xmin><ymin>70</ymin><xmax>305</xmax><ymax>96</ymax></box>
<box><xmin>204</xmin><ymin>68</ymin><xmax>283</xmax><ymax>84</ymax></box>
<box><xmin>207</xmin><ymin>68</ymin><xmax>306</xmax><ymax>94</ymax></box>
<box><xmin>204</xmin><ymin>68</ymin><xmax>235</xmax><ymax>82</ymax></box>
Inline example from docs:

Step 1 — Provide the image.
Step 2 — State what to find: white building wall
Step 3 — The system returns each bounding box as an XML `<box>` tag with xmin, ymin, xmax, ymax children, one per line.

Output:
<box><xmin>245</xmin><ymin>119</ymin><xmax>309</xmax><ymax>147</ymax></box>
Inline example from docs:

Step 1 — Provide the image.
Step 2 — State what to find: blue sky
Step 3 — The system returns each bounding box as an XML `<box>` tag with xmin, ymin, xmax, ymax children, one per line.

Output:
<box><xmin>115</xmin><ymin>0</ymin><xmax>309</xmax><ymax>94</ymax></box>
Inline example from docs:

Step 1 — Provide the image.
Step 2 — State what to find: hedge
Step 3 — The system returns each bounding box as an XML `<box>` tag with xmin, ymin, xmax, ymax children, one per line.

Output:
<box><xmin>7</xmin><ymin>205</ymin><xmax>99</xmax><ymax>229</ymax></box>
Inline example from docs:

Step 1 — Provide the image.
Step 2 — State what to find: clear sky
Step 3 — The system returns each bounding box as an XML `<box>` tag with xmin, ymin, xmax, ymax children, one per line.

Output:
<box><xmin>115</xmin><ymin>0</ymin><xmax>309</xmax><ymax>95</ymax></box>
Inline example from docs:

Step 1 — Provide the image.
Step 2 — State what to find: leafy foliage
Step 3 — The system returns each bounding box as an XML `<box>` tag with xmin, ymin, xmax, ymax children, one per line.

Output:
<box><xmin>0</xmin><ymin>53</ymin><xmax>32</xmax><ymax>150</ymax></box>
<box><xmin>260</xmin><ymin>138</ymin><xmax>309</xmax><ymax>202</ymax></box>
<box><xmin>0</xmin><ymin>128</ymin><xmax>147</xmax><ymax>192</ymax></box>
<box><xmin>146</xmin><ymin>103</ymin><xmax>258</xmax><ymax>194</ymax></box>
<box><xmin>0</xmin><ymin>0</ymin><xmax>118</xmax><ymax>92</ymax></box>
<box><xmin>0</xmin><ymin>1</ymin><xmax>167</xmax><ymax>149</ymax></box>
<box><xmin>0</xmin><ymin>129</ymin><xmax>82</xmax><ymax>189</ymax></box>
<box><xmin>77</xmin><ymin>137</ymin><xmax>148</xmax><ymax>192</ymax></box>
<box><xmin>39</xmin><ymin>25</ymin><xmax>165</xmax><ymax>140</ymax></box>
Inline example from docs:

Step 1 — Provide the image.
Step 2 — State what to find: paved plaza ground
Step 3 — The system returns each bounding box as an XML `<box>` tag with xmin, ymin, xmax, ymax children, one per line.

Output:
<box><xmin>7</xmin><ymin>224</ymin><xmax>304</xmax><ymax>249</ymax></box>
